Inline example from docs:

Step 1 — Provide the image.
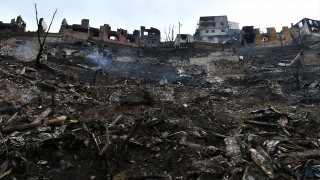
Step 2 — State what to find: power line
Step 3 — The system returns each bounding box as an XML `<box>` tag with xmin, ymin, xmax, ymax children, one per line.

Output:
<box><xmin>146</xmin><ymin>0</ymin><xmax>155</xmax><ymax>27</ymax></box>
<box><xmin>152</xmin><ymin>0</ymin><xmax>160</xmax><ymax>28</ymax></box>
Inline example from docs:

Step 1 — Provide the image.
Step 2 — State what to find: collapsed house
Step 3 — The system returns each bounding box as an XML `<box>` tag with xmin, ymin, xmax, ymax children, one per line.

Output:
<box><xmin>290</xmin><ymin>18</ymin><xmax>320</xmax><ymax>42</ymax></box>
<box><xmin>194</xmin><ymin>15</ymin><xmax>240</xmax><ymax>43</ymax></box>
<box><xmin>240</xmin><ymin>26</ymin><xmax>291</xmax><ymax>46</ymax></box>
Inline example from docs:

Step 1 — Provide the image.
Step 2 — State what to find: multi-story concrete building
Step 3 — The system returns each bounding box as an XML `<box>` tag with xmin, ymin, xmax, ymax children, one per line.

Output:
<box><xmin>194</xmin><ymin>15</ymin><xmax>239</xmax><ymax>43</ymax></box>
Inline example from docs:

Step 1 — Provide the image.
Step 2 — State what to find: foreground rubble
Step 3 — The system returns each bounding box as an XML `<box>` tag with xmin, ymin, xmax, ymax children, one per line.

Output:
<box><xmin>0</xmin><ymin>40</ymin><xmax>320</xmax><ymax>179</ymax></box>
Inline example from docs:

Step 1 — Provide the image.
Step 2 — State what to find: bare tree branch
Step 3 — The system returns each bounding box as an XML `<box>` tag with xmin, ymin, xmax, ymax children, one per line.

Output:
<box><xmin>163</xmin><ymin>25</ymin><xmax>174</xmax><ymax>43</ymax></box>
<box><xmin>34</xmin><ymin>4</ymin><xmax>57</xmax><ymax>68</ymax></box>
<box><xmin>34</xmin><ymin>3</ymin><xmax>41</xmax><ymax>46</ymax></box>
<box><xmin>41</xmin><ymin>8</ymin><xmax>57</xmax><ymax>46</ymax></box>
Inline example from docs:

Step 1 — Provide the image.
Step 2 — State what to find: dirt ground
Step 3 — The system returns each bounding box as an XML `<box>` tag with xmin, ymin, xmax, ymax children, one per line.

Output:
<box><xmin>1</xmin><ymin>40</ymin><xmax>320</xmax><ymax>180</ymax></box>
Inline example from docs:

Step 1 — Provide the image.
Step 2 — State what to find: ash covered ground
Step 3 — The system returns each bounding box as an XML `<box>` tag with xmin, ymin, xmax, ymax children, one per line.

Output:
<box><xmin>1</xmin><ymin>39</ymin><xmax>320</xmax><ymax>180</ymax></box>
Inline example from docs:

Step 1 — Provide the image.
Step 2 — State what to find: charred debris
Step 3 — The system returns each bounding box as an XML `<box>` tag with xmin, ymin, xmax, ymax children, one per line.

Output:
<box><xmin>1</xmin><ymin>15</ymin><xmax>320</xmax><ymax>180</ymax></box>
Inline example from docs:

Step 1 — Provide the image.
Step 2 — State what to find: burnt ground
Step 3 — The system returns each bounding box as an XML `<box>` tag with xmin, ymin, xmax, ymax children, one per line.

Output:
<box><xmin>0</xmin><ymin>42</ymin><xmax>320</xmax><ymax>180</ymax></box>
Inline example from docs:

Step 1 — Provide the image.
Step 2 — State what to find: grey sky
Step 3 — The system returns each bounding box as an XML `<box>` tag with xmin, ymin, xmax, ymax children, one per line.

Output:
<box><xmin>1</xmin><ymin>0</ymin><xmax>320</xmax><ymax>39</ymax></box>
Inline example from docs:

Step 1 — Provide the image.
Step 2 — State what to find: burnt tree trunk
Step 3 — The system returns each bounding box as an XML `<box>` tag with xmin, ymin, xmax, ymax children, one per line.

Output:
<box><xmin>34</xmin><ymin>3</ymin><xmax>57</xmax><ymax>68</ymax></box>
<box><xmin>293</xmin><ymin>67</ymin><xmax>300</xmax><ymax>90</ymax></box>
<box><xmin>296</xmin><ymin>67</ymin><xmax>300</xmax><ymax>90</ymax></box>
<box><xmin>35</xmin><ymin>45</ymin><xmax>44</xmax><ymax>68</ymax></box>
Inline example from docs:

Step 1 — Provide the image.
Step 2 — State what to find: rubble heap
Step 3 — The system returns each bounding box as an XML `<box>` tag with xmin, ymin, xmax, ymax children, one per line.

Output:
<box><xmin>0</xmin><ymin>38</ymin><xmax>320</xmax><ymax>180</ymax></box>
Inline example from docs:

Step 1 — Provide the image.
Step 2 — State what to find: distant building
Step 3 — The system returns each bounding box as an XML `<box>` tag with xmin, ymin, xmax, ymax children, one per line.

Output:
<box><xmin>240</xmin><ymin>26</ymin><xmax>291</xmax><ymax>46</ymax></box>
<box><xmin>194</xmin><ymin>15</ymin><xmax>240</xmax><ymax>43</ymax></box>
<box><xmin>290</xmin><ymin>18</ymin><xmax>320</xmax><ymax>42</ymax></box>
<box><xmin>228</xmin><ymin>21</ymin><xmax>239</xmax><ymax>30</ymax></box>
<box><xmin>59</xmin><ymin>19</ymin><xmax>140</xmax><ymax>47</ymax></box>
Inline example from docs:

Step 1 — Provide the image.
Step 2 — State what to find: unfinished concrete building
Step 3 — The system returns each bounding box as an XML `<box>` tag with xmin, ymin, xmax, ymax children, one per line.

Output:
<box><xmin>140</xmin><ymin>26</ymin><xmax>160</xmax><ymax>47</ymax></box>
<box><xmin>290</xmin><ymin>18</ymin><xmax>320</xmax><ymax>42</ymax></box>
<box><xmin>240</xmin><ymin>26</ymin><xmax>291</xmax><ymax>46</ymax></box>
<box><xmin>194</xmin><ymin>15</ymin><xmax>240</xmax><ymax>43</ymax></box>
<box><xmin>0</xmin><ymin>15</ymin><xmax>26</xmax><ymax>33</ymax></box>
<box><xmin>102</xmin><ymin>24</ymin><xmax>140</xmax><ymax>47</ymax></box>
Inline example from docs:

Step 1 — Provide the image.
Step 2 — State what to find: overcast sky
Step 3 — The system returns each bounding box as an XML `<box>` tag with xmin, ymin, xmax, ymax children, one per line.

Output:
<box><xmin>1</xmin><ymin>0</ymin><xmax>320</xmax><ymax>38</ymax></box>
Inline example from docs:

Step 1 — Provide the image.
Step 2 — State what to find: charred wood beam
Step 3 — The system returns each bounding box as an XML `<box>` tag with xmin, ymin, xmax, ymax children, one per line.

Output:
<box><xmin>44</xmin><ymin>119</ymin><xmax>78</xmax><ymax>126</ymax></box>
<box><xmin>0</xmin><ymin>103</ymin><xmax>30</xmax><ymax>114</ymax></box>
<box><xmin>250</xmin><ymin>148</ymin><xmax>276</xmax><ymax>179</ymax></box>
<box><xmin>132</xmin><ymin>175</ymin><xmax>169</xmax><ymax>179</ymax></box>
<box><xmin>278</xmin><ymin>150</ymin><xmax>320</xmax><ymax>158</ymax></box>
<box><xmin>119</xmin><ymin>118</ymin><xmax>143</xmax><ymax>152</ymax></box>
<box><xmin>2</xmin><ymin>108</ymin><xmax>52</xmax><ymax>134</ymax></box>
<box><xmin>243</xmin><ymin>120</ymin><xmax>295</xmax><ymax>130</ymax></box>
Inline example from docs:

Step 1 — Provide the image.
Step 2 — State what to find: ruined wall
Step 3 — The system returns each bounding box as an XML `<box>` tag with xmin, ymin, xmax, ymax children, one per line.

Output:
<box><xmin>0</xmin><ymin>32</ymin><xmax>60</xmax><ymax>41</ymax></box>
<box><xmin>254</xmin><ymin>27</ymin><xmax>291</xmax><ymax>45</ymax></box>
<box><xmin>193</xmin><ymin>41</ymin><xmax>233</xmax><ymax>50</ymax></box>
<box><xmin>2</xmin><ymin>16</ymin><xmax>144</xmax><ymax>48</ymax></box>
<box><xmin>206</xmin><ymin>60</ymin><xmax>251</xmax><ymax>77</ymax></box>
<box><xmin>61</xmin><ymin>29</ymin><xmax>88</xmax><ymax>40</ymax></box>
<box><xmin>102</xmin><ymin>24</ymin><xmax>139</xmax><ymax>47</ymax></box>
<box><xmin>240</xmin><ymin>26</ymin><xmax>291</xmax><ymax>46</ymax></box>
<box><xmin>0</xmin><ymin>15</ymin><xmax>26</xmax><ymax>33</ymax></box>
<box><xmin>301</xmin><ymin>52</ymin><xmax>320</xmax><ymax>72</ymax></box>
<box><xmin>282</xmin><ymin>26</ymin><xmax>291</xmax><ymax>41</ymax></box>
<box><xmin>140</xmin><ymin>26</ymin><xmax>160</xmax><ymax>47</ymax></box>
<box><xmin>88</xmin><ymin>26</ymin><xmax>103</xmax><ymax>41</ymax></box>
<box><xmin>60</xmin><ymin>19</ymin><xmax>89</xmax><ymax>41</ymax></box>
<box><xmin>174</xmin><ymin>34</ymin><xmax>194</xmax><ymax>47</ymax></box>
<box><xmin>189</xmin><ymin>51</ymin><xmax>251</xmax><ymax>83</ymax></box>
<box><xmin>240</xmin><ymin>26</ymin><xmax>255</xmax><ymax>45</ymax></box>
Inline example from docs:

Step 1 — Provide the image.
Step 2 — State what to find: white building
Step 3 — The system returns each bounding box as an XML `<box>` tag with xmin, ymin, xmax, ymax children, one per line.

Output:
<box><xmin>194</xmin><ymin>15</ymin><xmax>240</xmax><ymax>43</ymax></box>
<box><xmin>228</xmin><ymin>21</ymin><xmax>239</xmax><ymax>30</ymax></box>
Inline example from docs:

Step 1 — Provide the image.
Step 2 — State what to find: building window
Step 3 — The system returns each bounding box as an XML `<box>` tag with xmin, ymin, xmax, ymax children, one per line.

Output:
<box><xmin>93</xmin><ymin>31</ymin><xmax>99</xmax><ymax>37</ymax></box>
<box><xmin>221</xmin><ymin>29</ymin><xmax>225</xmax><ymax>32</ymax></box>
<box><xmin>309</xmin><ymin>20</ymin><xmax>313</xmax><ymax>25</ymax></box>
<box><xmin>206</xmin><ymin>30</ymin><xmax>209</xmax><ymax>33</ymax></box>
<box><xmin>211</xmin><ymin>30</ymin><xmax>215</xmax><ymax>33</ymax></box>
<box><xmin>220</xmin><ymin>22</ymin><xmax>224</xmax><ymax>26</ymax></box>
<box><xmin>219</xmin><ymin>16</ymin><xmax>223</xmax><ymax>20</ymax></box>
<box><xmin>298</xmin><ymin>21</ymin><xmax>303</xmax><ymax>28</ymax></box>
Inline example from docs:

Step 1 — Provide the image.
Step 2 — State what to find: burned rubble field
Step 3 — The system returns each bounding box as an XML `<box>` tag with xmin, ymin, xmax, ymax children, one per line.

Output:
<box><xmin>1</xmin><ymin>42</ymin><xmax>320</xmax><ymax>180</ymax></box>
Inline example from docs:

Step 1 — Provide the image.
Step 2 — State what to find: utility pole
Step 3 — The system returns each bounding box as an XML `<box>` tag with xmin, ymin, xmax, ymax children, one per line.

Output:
<box><xmin>179</xmin><ymin>22</ymin><xmax>182</xmax><ymax>49</ymax></box>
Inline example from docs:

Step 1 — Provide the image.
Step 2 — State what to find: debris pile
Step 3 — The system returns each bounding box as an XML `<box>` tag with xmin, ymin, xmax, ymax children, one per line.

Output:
<box><xmin>0</xmin><ymin>39</ymin><xmax>320</xmax><ymax>179</ymax></box>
